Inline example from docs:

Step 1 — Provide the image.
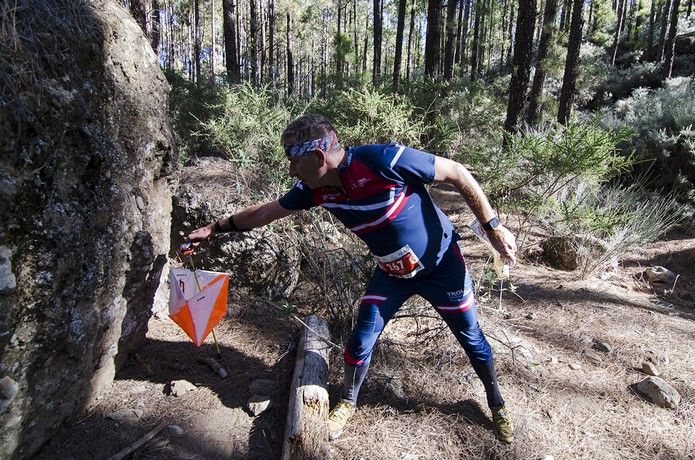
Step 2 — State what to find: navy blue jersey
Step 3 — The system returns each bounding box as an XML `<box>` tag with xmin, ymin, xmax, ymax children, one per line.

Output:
<box><xmin>279</xmin><ymin>144</ymin><xmax>456</xmax><ymax>277</ymax></box>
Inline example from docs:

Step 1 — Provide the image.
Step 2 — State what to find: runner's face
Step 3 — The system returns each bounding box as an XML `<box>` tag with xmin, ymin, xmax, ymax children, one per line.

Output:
<box><xmin>288</xmin><ymin>152</ymin><xmax>324</xmax><ymax>188</ymax></box>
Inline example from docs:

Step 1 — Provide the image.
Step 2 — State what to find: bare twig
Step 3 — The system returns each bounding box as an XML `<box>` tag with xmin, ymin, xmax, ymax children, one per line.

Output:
<box><xmin>108</xmin><ymin>421</ymin><xmax>168</xmax><ymax>460</ymax></box>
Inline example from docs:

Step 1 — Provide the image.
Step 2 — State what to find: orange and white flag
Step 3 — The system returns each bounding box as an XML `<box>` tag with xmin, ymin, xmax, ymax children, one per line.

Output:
<box><xmin>168</xmin><ymin>268</ymin><xmax>229</xmax><ymax>346</ymax></box>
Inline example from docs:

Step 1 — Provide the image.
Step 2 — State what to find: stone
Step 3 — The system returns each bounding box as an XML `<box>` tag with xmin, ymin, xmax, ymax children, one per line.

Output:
<box><xmin>0</xmin><ymin>246</ymin><xmax>16</xmax><ymax>294</ymax></box>
<box><xmin>592</xmin><ymin>341</ymin><xmax>612</xmax><ymax>353</ymax></box>
<box><xmin>247</xmin><ymin>396</ymin><xmax>271</xmax><ymax>416</ymax></box>
<box><xmin>168</xmin><ymin>380</ymin><xmax>197</xmax><ymax>397</ymax></box>
<box><xmin>106</xmin><ymin>409</ymin><xmax>140</xmax><ymax>423</ymax></box>
<box><xmin>540</xmin><ymin>456</ymin><xmax>555</xmax><ymax>460</ymax></box>
<box><xmin>642</xmin><ymin>361</ymin><xmax>660</xmax><ymax>376</ymax></box>
<box><xmin>249</xmin><ymin>379</ymin><xmax>277</xmax><ymax>396</ymax></box>
<box><xmin>635</xmin><ymin>377</ymin><xmax>680</xmax><ymax>409</ymax></box>
<box><xmin>644</xmin><ymin>266</ymin><xmax>677</xmax><ymax>284</ymax></box>
<box><xmin>165</xmin><ymin>424</ymin><xmax>184</xmax><ymax>437</ymax></box>
<box><xmin>549</xmin><ymin>356</ymin><xmax>559</xmax><ymax>365</ymax></box>
<box><xmin>0</xmin><ymin>2</ymin><xmax>176</xmax><ymax>457</ymax></box>
<box><xmin>0</xmin><ymin>377</ymin><xmax>19</xmax><ymax>401</ymax></box>
<box><xmin>172</xmin><ymin>163</ymin><xmax>301</xmax><ymax>301</ymax></box>
<box><xmin>525</xmin><ymin>312</ymin><xmax>536</xmax><ymax>320</ymax></box>
<box><xmin>569</xmin><ymin>363</ymin><xmax>582</xmax><ymax>370</ymax></box>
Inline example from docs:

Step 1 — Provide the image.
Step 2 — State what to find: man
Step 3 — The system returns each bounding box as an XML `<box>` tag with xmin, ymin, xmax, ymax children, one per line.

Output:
<box><xmin>187</xmin><ymin>113</ymin><xmax>518</xmax><ymax>443</ymax></box>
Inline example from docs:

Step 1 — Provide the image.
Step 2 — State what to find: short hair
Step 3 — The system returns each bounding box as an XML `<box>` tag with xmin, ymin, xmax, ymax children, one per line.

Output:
<box><xmin>281</xmin><ymin>113</ymin><xmax>337</xmax><ymax>146</ymax></box>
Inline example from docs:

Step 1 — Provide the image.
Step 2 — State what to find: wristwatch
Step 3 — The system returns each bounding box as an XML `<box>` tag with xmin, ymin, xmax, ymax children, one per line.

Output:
<box><xmin>482</xmin><ymin>216</ymin><xmax>501</xmax><ymax>231</ymax></box>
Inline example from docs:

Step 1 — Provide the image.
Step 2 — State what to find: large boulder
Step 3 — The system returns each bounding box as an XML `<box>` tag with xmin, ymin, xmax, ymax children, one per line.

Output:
<box><xmin>0</xmin><ymin>1</ymin><xmax>176</xmax><ymax>458</ymax></box>
<box><xmin>170</xmin><ymin>157</ymin><xmax>300</xmax><ymax>303</ymax></box>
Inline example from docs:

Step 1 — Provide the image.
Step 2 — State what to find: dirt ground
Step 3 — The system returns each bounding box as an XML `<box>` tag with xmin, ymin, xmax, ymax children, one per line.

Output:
<box><xmin>38</xmin><ymin>187</ymin><xmax>695</xmax><ymax>459</ymax></box>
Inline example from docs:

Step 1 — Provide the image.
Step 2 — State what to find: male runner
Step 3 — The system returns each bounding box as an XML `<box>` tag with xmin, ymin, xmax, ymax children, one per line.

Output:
<box><xmin>187</xmin><ymin>113</ymin><xmax>517</xmax><ymax>443</ymax></box>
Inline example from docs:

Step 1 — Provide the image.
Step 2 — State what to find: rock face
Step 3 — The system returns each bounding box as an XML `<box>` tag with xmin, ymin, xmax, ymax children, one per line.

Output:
<box><xmin>171</xmin><ymin>157</ymin><xmax>300</xmax><ymax>302</ymax></box>
<box><xmin>0</xmin><ymin>1</ymin><xmax>176</xmax><ymax>458</ymax></box>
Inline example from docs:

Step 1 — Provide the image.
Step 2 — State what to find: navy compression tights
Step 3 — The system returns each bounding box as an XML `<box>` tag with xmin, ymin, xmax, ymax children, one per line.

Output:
<box><xmin>342</xmin><ymin>242</ymin><xmax>504</xmax><ymax>409</ymax></box>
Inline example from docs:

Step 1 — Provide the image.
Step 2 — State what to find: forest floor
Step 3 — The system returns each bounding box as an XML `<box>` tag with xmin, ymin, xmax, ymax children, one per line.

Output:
<box><xmin>37</xmin><ymin>186</ymin><xmax>695</xmax><ymax>460</ymax></box>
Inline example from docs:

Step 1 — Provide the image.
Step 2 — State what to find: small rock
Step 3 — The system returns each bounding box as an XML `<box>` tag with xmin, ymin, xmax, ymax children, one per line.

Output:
<box><xmin>133</xmin><ymin>409</ymin><xmax>144</xmax><ymax>418</ymax></box>
<box><xmin>166</xmin><ymin>424</ymin><xmax>184</xmax><ymax>437</ymax></box>
<box><xmin>549</xmin><ymin>356</ymin><xmax>559</xmax><ymax>365</ymax></box>
<box><xmin>525</xmin><ymin>312</ymin><xmax>536</xmax><ymax>320</ymax></box>
<box><xmin>168</xmin><ymin>380</ymin><xmax>197</xmax><ymax>397</ymax></box>
<box><xmin>592</xmin><ymin>341</ymin><xmax>612</xmax><ymax>353</ymax></box>
<box><xmin>635</xmin><ymin>377</ymin><xmax>680</xmax><ymax>409</ymax></box>
<box><xmin>644</xmin><ymin>266</ymin><xmax>677</xmax><ymax>284</ymax></box>
<box><xmin>249</xmin><ymin>379</ymin><xmax>277</xmax><ymax>396</ymax></box>
<box><xmin>569</xmin><ymin>363</ymin><xmax>581</xmax><ymax>370</ymax></box>
<box><xmin>0</xmin><ymin>376</ymin><xmax>19</xmax><ymax>401</ymax></box>
<box><xmin>247</xmin><ymin>395</ymin><xmax>271</xmax><ymax>416</ymax></box>
<box><xmin>0</xmin><ymin>246</ymin><xmax>17</xmax><ymax>294</ymax></box>
<box><xmin>642</xmin><ymin>361</ymin><xmax>660</xmax><ymax>376</ymax></box>
<box><xmin>540</xmin><ymin>456</ymin><xmax>554</xmax><ymax>460</ymax></box>
<box><xmin>106</xmin><ymin>409</ymin><xmax>139</xmax><ymax>423</ymax></box>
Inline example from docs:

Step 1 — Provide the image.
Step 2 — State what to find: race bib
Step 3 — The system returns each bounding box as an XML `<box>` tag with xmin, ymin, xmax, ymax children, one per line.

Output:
<box><xmin>374</xmin><ymin>245</ymin><xmax>424</xmax><ymax>279</ymax></box>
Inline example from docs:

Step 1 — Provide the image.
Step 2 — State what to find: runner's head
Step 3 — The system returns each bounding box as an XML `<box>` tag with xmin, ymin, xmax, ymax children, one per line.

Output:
<box><xmin>282</xmin><ymin>114</ymin><xmax>343</xmax><ymax>188</ymax></box>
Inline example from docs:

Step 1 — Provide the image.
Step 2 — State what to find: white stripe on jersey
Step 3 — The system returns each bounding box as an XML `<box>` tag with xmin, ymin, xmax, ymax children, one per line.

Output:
<box><xmin>389</xmin><ymin>145</ymin><xmax>406</xmax><ymax>168</ymax></box>
<box><xmin>321</xmin><ymin>189</ymin><xmax>396</xmax><ymax>211</ymax></box>
<box><xmin>349</xmin><ymin>188</ymin><xmax>407</xmax><ymax>232</ymax></box>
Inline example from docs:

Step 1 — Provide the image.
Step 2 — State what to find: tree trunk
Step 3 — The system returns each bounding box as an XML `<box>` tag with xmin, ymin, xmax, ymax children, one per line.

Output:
<box><xmin>558</xmin><ymin>0</ymin><xmax>585</xmax><ymax>124</ymax></box>
<box><xmin>559</xmin><ymin>0</ymin><xmax>569</xmax><ymax>31</ymax></box>
<box><xmin>373</xmin><ymin>0</ymin><xmax>383</xmax><ymax>84</ymax></box>
<box><xmin>443</xmin><ymin>0</ymin><xmax>458</xmax><ymax>79</ymax></box>
<box><xmin>130</xmin><ymin>0</ymin><xmax>148</xmax><ymax>37</ymax></box>
<box><xmin>394</xmin><ymin>0</ymin><xmax>407</xmax><ymax>90</ymax></box>
<box><xmin>194</xmin><ymin>0</ymin><xmax>201</xmax><ymax>83</ymax></box>
<box><xmin>663</xmin><ymin>0</ymin><xmax>682</xmax><ymax>77</ymax></box>
<box><xmin>506</xmin><ymin>1</ymin><xmax>514</xmax><ymax>69</ymax></box>
<box><xmin>460</xmin><ymin>0</ymin><xmax>471</xmax><ymax>72</ymax></box>
<box><xmin>527</xmin><ymin>0</ymin><xmax>558</xmax><ymax>124</ymax></box>
<box><xmin>223</xmin><ymin>0</ymin><xmax>240</xmax><ymax>83</ymax></box>
<box><xmin>470</xmin><ymin>0</ymin><xmax>481</xmax><ymax>79</ymax></box>
<box><xmin>269</xmin><ymin>0</ymin><xmax>275</xmax><ymax>86</ymax></box>
<box><xmin>455</xmin><ymin>0</ymin><xmax>464</xmax><ymax>64</ymax></box>
<box><xmin>425</xmin><ymin>0</ymin><xmax>442</xmax><ymax>77</ymax></box>
<box><xmin>659</xmin><ymin>0</ymin><xmax>673</xmax><ymax>60</ymax></box>
<box><xmin>281</xmin><ymin>315</ymin><xmax>331</xmax><ymax>460</ymax></box>
<box><xmin>151</xmin><ymin>0</ymin><xmax>161</xmax><ymax>54</ymax></box>
<box><xmin>503</xmin><ymin>0</ymin><xmax>536</xmax><ymax>133</ymax></box>
<box><xmin>406</xmin><ymin>0</ymin><xmax>416</xmax><ymax>79</ymax></box>
<box><xmin>211</xmin><ymin>0</ymin><xmax>216</xmax><ymax>82</ymax></box>
<box><xmin>612</xmin><ymin>0</ymin><xmax>626</xmax><ymax>65</ymax></box>
<box><xmin>286</xmin><ymin>13</ymin><xmax>294</xmax><ymax>96</ymax></box>
<box><xmin>250</xmin><ymin>0</ymin><xmax>259</xmax><ymax>85</ymax></box>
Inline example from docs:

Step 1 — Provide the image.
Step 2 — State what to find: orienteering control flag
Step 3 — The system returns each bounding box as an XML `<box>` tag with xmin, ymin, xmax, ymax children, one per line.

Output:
<box><xmin>168</xmin><ymin>268</ymin><xmax>229</xmax><ymax>346</ymax></box>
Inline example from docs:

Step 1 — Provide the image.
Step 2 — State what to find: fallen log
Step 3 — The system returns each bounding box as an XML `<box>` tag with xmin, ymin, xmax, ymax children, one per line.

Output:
<box><xmin>282</xmin><ymin>314</ymin><xmax>331</xmax><ymax>460</ymax></box>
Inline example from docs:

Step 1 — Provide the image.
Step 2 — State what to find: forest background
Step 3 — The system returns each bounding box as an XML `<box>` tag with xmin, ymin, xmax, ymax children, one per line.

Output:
<box><xmin>128</xmin><ymin>0</ymin><xmax>694</xmax><ymax>279</ymax></box>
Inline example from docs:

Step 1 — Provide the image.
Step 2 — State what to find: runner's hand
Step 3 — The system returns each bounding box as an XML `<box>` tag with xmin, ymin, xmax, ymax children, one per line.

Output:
<box><xmin>186</xmin><ymin>223</ymin><xmax>215</xmax><ymax>247</ymax></box>
<box><xmin>487</xmin><ymin>225</ymin><xmax>517</xmax><ymax>266</ymax></box>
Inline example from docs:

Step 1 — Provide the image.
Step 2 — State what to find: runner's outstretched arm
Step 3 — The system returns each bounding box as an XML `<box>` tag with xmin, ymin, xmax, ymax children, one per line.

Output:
<box><xmin>433</xmin><ymin>156</ymin><xmax>517</xmax><ymax>265</ymax></box>
<box><xmin>186</xmin><ymin>200</ymin><xmax>298</xmax><ymax>244</ymax></box>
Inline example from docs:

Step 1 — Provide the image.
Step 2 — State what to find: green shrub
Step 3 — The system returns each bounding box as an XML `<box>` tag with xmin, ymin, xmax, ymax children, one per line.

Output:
<box><xmin>197</xmin><ymin>82</ymin><xmax>294</xmax><ymax>186</ymax></box>
<box><xmin>307</xmin><ymin>86</ymin><xmax>427</xmax><ymax>148</ymax></box>
<box><xmin>166</xmin><ymin>69</ymin><xmax>226</xmax><ymax>163</ymax></box>
<box><xmin>460</xmin><ymin>122</ymin><xmax>633</xmax><ymax>263</ymax></box>
<box><xmin>601</xmin><ymin>77</ymin><xmax>695</xmax><ymax>203</ymax></box>
<box><xmin>440</xmin><ymin>83</ymin><xmax>507</xmax><ymax>158</ymax></box>
<box><xmin>557</xmin><ymin>180</ymin><xmax>685</xmax><ymax>277</ymax></box>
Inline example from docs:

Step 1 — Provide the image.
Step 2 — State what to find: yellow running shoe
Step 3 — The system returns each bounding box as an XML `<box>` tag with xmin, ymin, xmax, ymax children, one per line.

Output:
<box><xmin>491</xmin><ymin>405</ymin><xmax>514</xmax><ymax>444</ymax></box>
<box><xmin>327</xmin><ymin>400</ymin><xmax>356</xmax><ymax>441</ymax></box>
